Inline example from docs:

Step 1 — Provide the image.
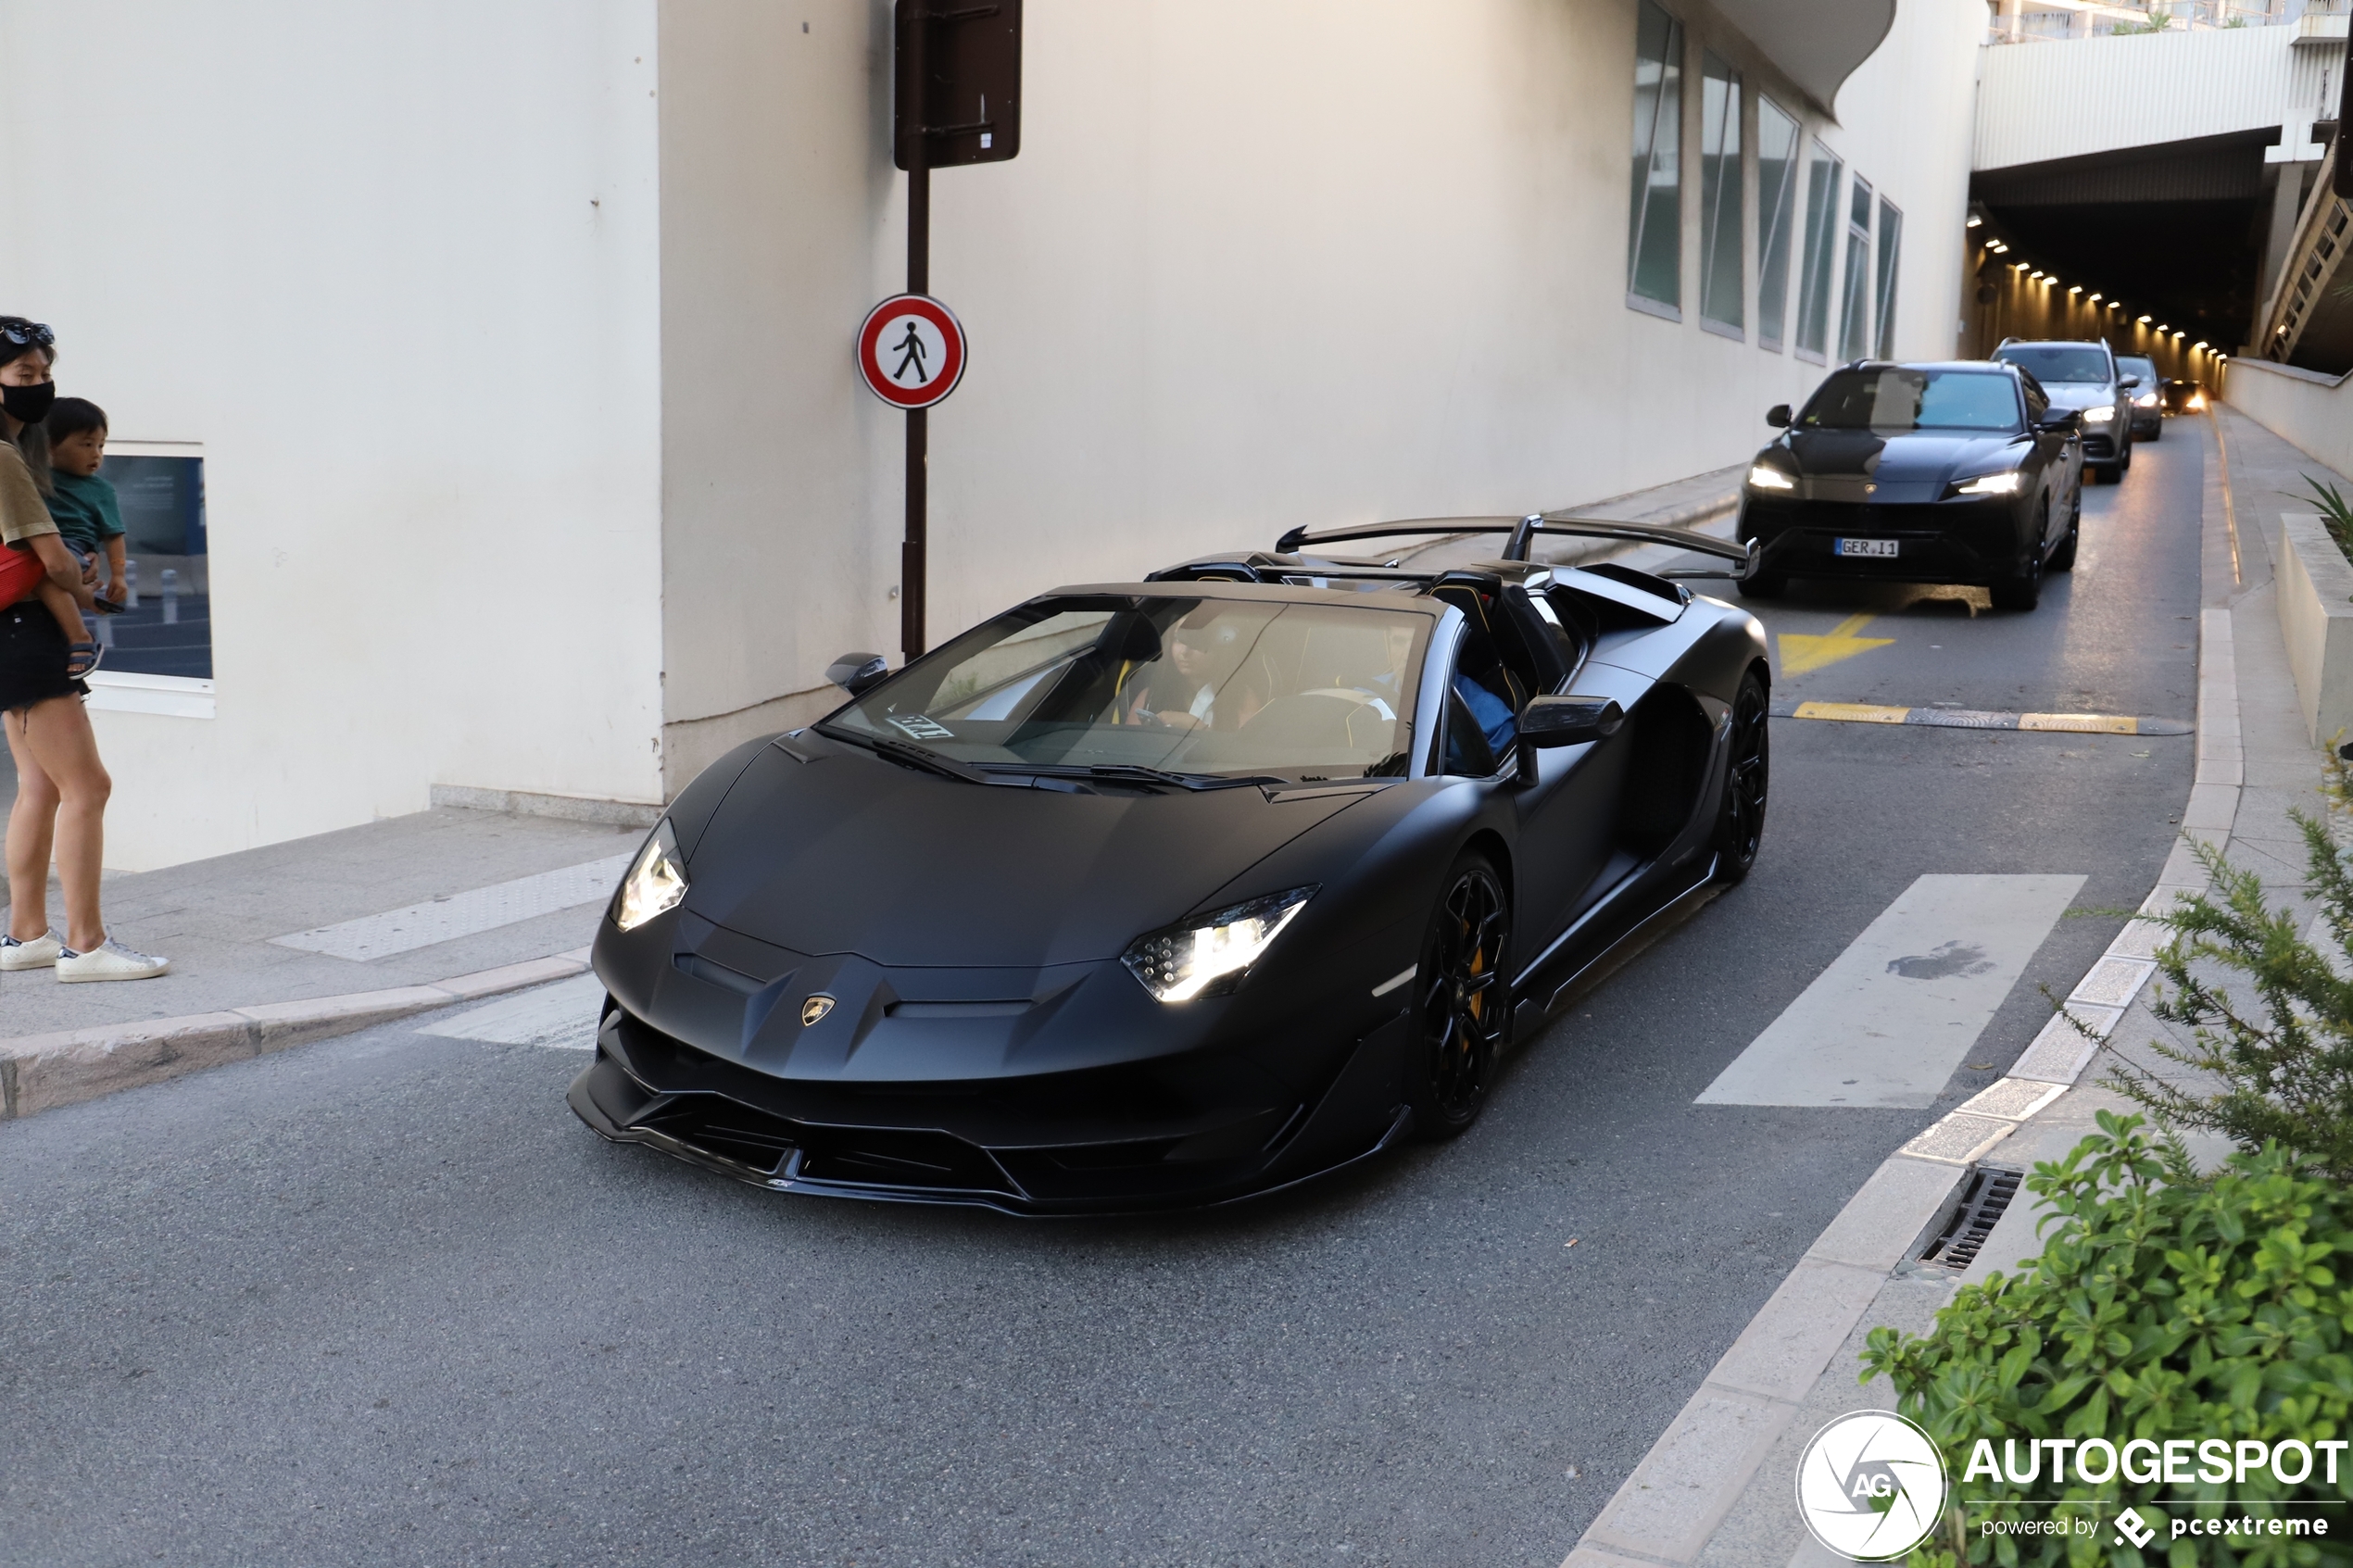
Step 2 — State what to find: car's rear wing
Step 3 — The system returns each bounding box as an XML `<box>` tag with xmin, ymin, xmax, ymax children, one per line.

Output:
<box><xmin>1271</xmin><ymin>512</ymin><xmax>1758</xmax><ymax>578</ymax></box>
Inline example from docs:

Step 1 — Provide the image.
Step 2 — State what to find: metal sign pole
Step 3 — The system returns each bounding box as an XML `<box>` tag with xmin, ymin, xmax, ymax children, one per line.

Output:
<box><xmin>904</xmin><ymin>157</ymin><xmax>929</xmax><ymax>662</ymax></box>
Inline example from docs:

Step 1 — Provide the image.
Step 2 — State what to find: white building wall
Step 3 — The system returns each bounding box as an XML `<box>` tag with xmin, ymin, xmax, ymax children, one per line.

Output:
<box><xmin>0</xmin><ymin>1</ymin><xmax>667</xmax><ymax>871</ymax></box>
<box><xmin>663</xmin><ymin>0</ymin><xmax>1986</xmax><ymax>780</ymax></box>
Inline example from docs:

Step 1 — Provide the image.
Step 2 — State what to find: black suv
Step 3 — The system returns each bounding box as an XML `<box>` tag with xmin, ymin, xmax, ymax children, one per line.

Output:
<box><xmin>1991</xmin><ymin>339</ymin><xmax>2137</xmax><ymax>482</ymax></box>
<box><xmin>1736</xmin><ymin>359</ymin><xmax>2083</xmax><ymax>612</ymax></box>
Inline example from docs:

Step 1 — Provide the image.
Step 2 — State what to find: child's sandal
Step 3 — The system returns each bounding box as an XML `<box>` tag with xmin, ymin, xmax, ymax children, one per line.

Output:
<box><xmin>66</xmin><ymin>642</ymin><xmax>103</xmax><ymax>679</ymax></box>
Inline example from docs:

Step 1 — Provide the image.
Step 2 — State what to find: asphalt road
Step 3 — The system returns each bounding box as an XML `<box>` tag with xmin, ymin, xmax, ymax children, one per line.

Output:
<box><xmin>0</xmin><ymin>431</ymin><xmax>2202</xmax><ymax>1567</ymax></box>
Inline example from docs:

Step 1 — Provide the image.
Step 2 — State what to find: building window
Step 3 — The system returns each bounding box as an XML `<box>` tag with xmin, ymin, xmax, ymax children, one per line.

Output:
<box><xmin>1627</xmin><ymin>0</ymin><xmax>1684</xmax><ymax>316</ymax></box>
<box><xmin>1755</xmin><ymin>97</ymin><xmax>1800</xmax><ymax>352</ymax></box>
<box><xmin>1698</xmin><ymin>52</ymin><xmax>1743</xmax><ymax>335</ymax></box>
<box><xmin>1839</xmin><ymin>173</ymin><xmax>1874</xmax><ymax>361</ymax></box>
<box><xmin>95</xmin><ymin>451</ymin><xmax>209</xmax><ymax>680</ymax></box>
<box><xmin>1874</xmin><ymin>195</ymin><xmax>1904</xmax><ymax>358</ymax></box>
<box><xmin>1795</xmin><ymin>141</ymin><xmax>1843</xmax><ymax>360</ymax></box>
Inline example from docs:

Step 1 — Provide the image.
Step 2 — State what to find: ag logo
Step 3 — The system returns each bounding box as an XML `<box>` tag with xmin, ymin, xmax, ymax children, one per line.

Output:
<box><xmin>1794</xmin><ymin>1410</ymin><xmax>1946</xmax><ymax>1562</ymax></box>
<box><xmin>2113</xmin><ymin>1508</ymin><xmax>2157</xmax><ymax>1549</ymax></box>
<box><xmin>800</xmin><ymin>995</ymin><xmax>836</xmax><ymax>1027</ymax></box>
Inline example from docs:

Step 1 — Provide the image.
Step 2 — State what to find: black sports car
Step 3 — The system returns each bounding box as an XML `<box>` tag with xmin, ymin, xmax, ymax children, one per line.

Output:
<box><xmin>571</xmin><ymin>517</ymin><xmax>1769</xmax><ymax>1213</ymax></box>
<box><xmin>1738</xmin><ymin>359</ymin><xmax>2083</xmax><ymax>612</ymax></box>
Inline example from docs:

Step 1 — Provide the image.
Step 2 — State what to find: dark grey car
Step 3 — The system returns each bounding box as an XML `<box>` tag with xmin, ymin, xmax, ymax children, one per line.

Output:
<box><xmin>1991</xmin><ymin>339</ymin><xmax>2137</xmax><ymax>482</ymax></box>
<box><xmin>2116</xmin><ymin>354</ymin><xmax>2162</xmax><ymax>441</ymax></box>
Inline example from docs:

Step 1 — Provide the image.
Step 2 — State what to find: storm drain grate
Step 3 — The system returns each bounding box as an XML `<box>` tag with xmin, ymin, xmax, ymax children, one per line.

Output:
<box><xmin>1917</xmin><ymin>1165</ymin><xmax>2025</xmax><ymax>1272</ymax></box>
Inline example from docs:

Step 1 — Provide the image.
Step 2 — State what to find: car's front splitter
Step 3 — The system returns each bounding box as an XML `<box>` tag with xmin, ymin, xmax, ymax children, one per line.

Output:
<box><xmin>567</xmin><ymin>1001</ymin><xmax>1418</xmax><ymax>1216</ymax></box>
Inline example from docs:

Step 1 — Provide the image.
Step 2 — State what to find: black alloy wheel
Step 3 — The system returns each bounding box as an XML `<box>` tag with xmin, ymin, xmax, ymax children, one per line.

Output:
<box><xmin>2118</xmin><ymin>436</ymin><xmax>2133</xmax><ymax>475</ymax></box>
<box><xmin>1990</xmin><ymin>505</ymin><xmax>2046</xmax><ymax>612</ymax></box>
<box><xmin>1409</xmin><ymin>854</ymin><xmax>1511</xmax><ymax>1140</ymax></box>
<box><xmin>1714</xmin><ymin>671</ymin><xmax>1770</xmax><ymax>883</ymax></box>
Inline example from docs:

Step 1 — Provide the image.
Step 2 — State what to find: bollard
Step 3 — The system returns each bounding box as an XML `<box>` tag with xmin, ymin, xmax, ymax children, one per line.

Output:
<box><xmin>161</xmin><ymin>567</ymin><xmax>179</xmax><ymax>626</ymax></box>
<box><xmin>124</xmin><ymin>558</ymin><xmax>139</xmax><ymax>609</ymax></box>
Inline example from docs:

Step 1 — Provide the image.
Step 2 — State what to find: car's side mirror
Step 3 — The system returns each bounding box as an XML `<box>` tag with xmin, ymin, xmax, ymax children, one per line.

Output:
<box><xmin>1514</xmin><ymin>697</ymin><xmax>1625</xmax><ymax>784</ymax></box>
<box><xmin>2118</xmin><ymin>375</ymin><xmax>2141</xmax><ymax>390</ymax></box>
<box><xmin>825</xmin><ymin>652</ymin><xmax>890</xmax><ymax>696</ymax></box>
<box><xmin>1766</xmin><ymin>404</ymin><xmax>1793</xmax><ymax>428</ymax></box>
<box><xmin>2034</xmin><ymin>409</ymin><xmax>2080</xmax><ymax>432</ymax></box>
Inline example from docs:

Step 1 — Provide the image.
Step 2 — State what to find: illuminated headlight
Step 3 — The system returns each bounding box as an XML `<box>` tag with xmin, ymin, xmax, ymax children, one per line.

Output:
<box><xmin>2135</xmin><ymin>393</ymin><xmax>2158</xmax><ymax>408</ymax></box>
<box><xmin>2188</xmin><ymin>392</ymin><xmax>2208</xmax><ymax>409</ymax></box>
<box><xmin>1955</xmin><ymin>470</ymin><xmax>2024</xmax><ymax>496</ymax></box>
<box><xmin>1121</xmin><ymin>885</ymin><xmax>1317</xmax><ymax>1002</ymax></box>
<box><xmin>2081</xmin><ymin>406</ymin><xmax>2115</xmax><ymax>423</ymax></box>
<box><xmin>1746</xmin><ymin>464</ymin><xmax>1796</xmax><ymax>491</ymax></box>
<box><xmin>613</xmin><ymin>820</ymin><xmax>687</xmax><ymax>932</ymax></box>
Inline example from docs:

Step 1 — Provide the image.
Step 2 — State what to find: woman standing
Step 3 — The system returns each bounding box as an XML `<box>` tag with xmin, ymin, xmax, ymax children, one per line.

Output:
<box><xmin>0</xmin><ymin>318</ymin><xmax>168</xmax><ymax>981</ymax></box>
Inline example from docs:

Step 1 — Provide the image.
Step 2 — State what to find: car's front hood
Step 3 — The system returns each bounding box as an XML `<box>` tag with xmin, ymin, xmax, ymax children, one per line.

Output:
<box><xmin>2040</xmin><ymin>384</ymin><xmax>2111</xmax><ymax>412</ymax></box>
<box><xmin>677</xmin><ymin>739</ymin><xmax>1374</xmax><ymax>968</ymax></box>
<box><xmin>1780</xmin><ymin>431</ymin><xmax>2028</xmax><ymax>501</ymax></box>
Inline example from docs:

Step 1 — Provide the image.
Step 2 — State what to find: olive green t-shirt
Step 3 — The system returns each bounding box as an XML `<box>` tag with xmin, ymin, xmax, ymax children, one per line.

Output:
<box><xmin>0</xmin><ymin>439</ymin><xmax>57</xmax><ymax>552</ymax></box>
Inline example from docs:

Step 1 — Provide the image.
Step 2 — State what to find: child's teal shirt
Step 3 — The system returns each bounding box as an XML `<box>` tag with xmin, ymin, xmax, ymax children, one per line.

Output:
<box><xmin>44</xmin><ymin>470</ymin><xmax>125</xmax><ymax>556</ymax></box>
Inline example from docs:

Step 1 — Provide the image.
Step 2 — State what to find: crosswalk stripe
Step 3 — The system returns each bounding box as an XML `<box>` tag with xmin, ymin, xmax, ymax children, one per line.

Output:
<box><xmin>1695</xmin><ymin>873</ymin><xmax>2085</xmax><ymax>1109</ymax></box>
<box><xmin>421</xmin><ymin>972</ymin><xmax>605</xmax><ymax>1050</ymax></box>
<box><xmin>270</xmin><ymin>853</ymin><xmax>633</xmax><ymax>961</ymax></box>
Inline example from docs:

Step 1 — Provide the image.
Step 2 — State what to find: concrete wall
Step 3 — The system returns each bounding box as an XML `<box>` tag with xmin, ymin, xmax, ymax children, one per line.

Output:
<box><xmin>0</xmin><ymin>1</ymin><xmax>668</xmax><ymax>871</ymax></box>
<box><xmin>664</xmin><ymin>0</ymin><xmax>1986</xmax><ymax>776</ymax></box>
<box><xmin>2225</xmin><ymin>357</ymin><xmax>2353</xmax><ymax>478</ymax></box>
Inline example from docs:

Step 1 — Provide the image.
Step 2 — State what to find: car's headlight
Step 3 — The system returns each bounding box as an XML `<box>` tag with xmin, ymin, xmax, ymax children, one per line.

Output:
<box><xmin>2188</xmin><ymin>392</ymin><xmax>2207</xmax><ymax>409</ymax></box>
<box><xmin>2081</xmin><ymin>406</ymin><xmax>2115</xmax><ymax>422</ymax></box>
<box><xmin>2135</xmin><ymin>393</ymin><xmax>2158</xmax><ymax>407</ymax></box>
<box><xmin>1954</xmin><ymin>470</ymin><xmax>2024</xmax><ymax>495</ymax></box>
<box><xmin>613</xmin><ymin>820</ymin><xmax>687</xmax><ymax>932</ymax></box>
<box><xmin>1746</xmin><ymin>463</ymin><xmax>1796</xmax><ymax>491</ymax></box>
<box><xmin>1121</xmin><ymin>885</ymin><xmax>1317</xmax><ymax>1002</ymax></box>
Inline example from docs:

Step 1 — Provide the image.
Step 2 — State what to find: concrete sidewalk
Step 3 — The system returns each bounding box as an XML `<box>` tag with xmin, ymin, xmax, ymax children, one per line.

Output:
<box><xmin>1566</xmin><ymin>407</ymin><xmax>2353</xmax><ymax>1568</ymax></box>
<box><xmin>1</xmin><ymin>804</ymin><xmax>644</xmax><ymax>1117</ymax></box>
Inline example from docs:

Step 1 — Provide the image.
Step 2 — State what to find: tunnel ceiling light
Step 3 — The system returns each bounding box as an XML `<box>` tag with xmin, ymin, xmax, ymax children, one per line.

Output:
<box><xmin>2012</xmin><ymin>262</ymin><xmax>2029</xmax><ymax>271</ymax></box>
<box><xmin>2089</xmin><ymin>292</ymin><xmax>2103</xmax><ymax>302</ymax></box>
<box><xmin>2069</xmin><ymin>285</ymin><xmax>2082</xmax><ymax>295</ymax></box>
<box><xmin>2193</xmin><ymin>340</ymin><xmax>2208</xmax><ymax>349</ymax></box>
<box><xmin>1967</xmin><ymin>214</ymin><xmax>1982</xmax><ymax>228</ymax></box>
<box><xmin>2138</xmin><ymin>315</ymin><xmax>2153</xmax><ymax>323</ymax></box>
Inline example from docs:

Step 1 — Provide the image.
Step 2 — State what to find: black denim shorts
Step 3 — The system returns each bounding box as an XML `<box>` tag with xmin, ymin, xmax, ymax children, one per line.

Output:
<box><xmin>0</xmin><ymin>598</ymin><xmax>88</xmax><ymax>714</ymax></box>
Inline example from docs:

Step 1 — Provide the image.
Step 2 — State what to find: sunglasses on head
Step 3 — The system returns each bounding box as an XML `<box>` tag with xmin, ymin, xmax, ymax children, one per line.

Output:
<box><xmin>0</xmin><ymin>321</ymin><xmax>53</xmax><ymax>347</ymax></box>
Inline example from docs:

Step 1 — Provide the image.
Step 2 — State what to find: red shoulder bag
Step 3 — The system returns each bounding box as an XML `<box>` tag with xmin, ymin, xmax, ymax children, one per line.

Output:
<box><xmin>0</xmin><ymin>540</ymin><xmax>48</xmax><ymax>609</ymax></box>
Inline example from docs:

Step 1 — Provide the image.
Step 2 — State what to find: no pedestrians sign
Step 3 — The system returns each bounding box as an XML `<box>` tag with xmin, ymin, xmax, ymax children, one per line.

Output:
<box><xmin>857</xmin><ymin>294</ymin><xmax>967</xmax><ymax>409</ymax></box>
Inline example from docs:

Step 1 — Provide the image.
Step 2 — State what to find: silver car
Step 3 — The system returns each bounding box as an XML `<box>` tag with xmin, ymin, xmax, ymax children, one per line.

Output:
<box><xmin>1991</xmin><ymin>339</ymin><xmax>2137</xmax><ymax>483</ymax></box>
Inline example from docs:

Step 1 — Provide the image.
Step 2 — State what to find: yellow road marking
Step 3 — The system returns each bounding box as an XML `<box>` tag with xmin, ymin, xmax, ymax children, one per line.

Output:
<box><xmin>1793</xmin><ymin>701</ymin><xmax>1912</xmax><ymax>724</ymax></box>
<box><xmin>1776</xmin><ymin>613</ymin><xmax>1894</xmax><ymax>678</ymax></box>
<box><xmin>2020</xmin><ymin>712</ymin><xmax>2138</xmax><ymax>734</ymax></box>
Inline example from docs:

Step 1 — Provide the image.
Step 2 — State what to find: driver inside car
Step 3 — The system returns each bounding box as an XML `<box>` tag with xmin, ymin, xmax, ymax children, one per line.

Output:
<box><xmin>1123</xmin><ymin>612</ymin><xmax>1250</xmax><ymax>730</ymax></box>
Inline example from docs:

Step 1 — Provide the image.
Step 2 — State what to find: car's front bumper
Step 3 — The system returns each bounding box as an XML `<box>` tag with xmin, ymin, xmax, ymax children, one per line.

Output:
<box><xmin>1740</xmin><ymin>495</ymin><xmax>2029</xmax><ymax>584</ymax></box>
<box><xmin>569</xmin><ymin>997</ymin><xmax>1417</xmax><ymax>1214</ymax></box>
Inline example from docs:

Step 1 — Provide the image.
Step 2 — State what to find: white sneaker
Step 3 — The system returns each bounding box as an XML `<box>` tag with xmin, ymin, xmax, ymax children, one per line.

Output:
<box><xmin>1</xmin><ymin>930</ymin><xmax>62</xmax><ymax>970</ymax></box>
<box><xmin>56</xmin><ymin>939</ymin><xmax>171</xmax><ymax>984</ymax></box>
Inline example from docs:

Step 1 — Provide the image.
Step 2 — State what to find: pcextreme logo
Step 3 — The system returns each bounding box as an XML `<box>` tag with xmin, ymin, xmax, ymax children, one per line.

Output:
<box><xmin>1796</xmin><ymin>1411</ymin><xmax>1948</xmax><ymax>1562</ymax></box>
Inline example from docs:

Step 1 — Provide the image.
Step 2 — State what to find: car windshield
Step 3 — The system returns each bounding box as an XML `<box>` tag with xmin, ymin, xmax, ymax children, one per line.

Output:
<box><xmin>2117</xmin><ymin>356</ymin><xmax>2157</xmax><ymax>384</ymax></box>
<box><xmin>819</xmin><ymin>595</ymin><xmax>1431</xmax><ymax>780</ymax></box>
<box><xmin>1993</xmin><ymin>345</ymin><xmax>2111</xmax><ymax>384</ymax></box>
<box><xmin>1796</xmin><ymin>368</ymin><xmax>2020</xmax><ymax>433</ymax></box>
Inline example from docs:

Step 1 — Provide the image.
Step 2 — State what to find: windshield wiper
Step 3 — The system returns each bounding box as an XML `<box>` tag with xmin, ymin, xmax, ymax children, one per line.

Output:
<box><xmin>821</xmin><ymin>729</ymin><xmax>993</xmax><ymax>785</ymax></box>
<box><xmin>985</xmin><ymin>762</ymin><xmax>1289</xmax><ymax>792</ymax></box>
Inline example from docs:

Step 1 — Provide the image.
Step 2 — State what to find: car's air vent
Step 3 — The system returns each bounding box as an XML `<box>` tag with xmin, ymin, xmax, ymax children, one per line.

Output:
<box><xmin>1581</xmin><ymin>560</ymin><xmax>1688</xmax><ymax>605</ymax></box>
<box><xmin>1917</xmin><ymin>1165</ymin><xmax>2024</xmax><ymax>1272</ymax></box>
<box><xmin>795</xmin><ymin>1127</ymin><xmax>1013</xmax><ymax>1193</ymax></box>
<box><xmin>636</xmin><ymin>1095</ymin><xmax>801</xmax><ymax>1176</ymax></box>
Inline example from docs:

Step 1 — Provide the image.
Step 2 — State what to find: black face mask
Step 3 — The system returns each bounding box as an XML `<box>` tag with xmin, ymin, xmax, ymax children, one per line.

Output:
<box><xmin>2</xmin><ymin>382</ymin><xmax>55</xmax><ymax>423</ymax></box>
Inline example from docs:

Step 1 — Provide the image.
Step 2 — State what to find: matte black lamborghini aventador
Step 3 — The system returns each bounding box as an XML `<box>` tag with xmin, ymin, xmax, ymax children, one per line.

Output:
<box><xmin>571</xmin><ymin>516</ymin><xmax>1770</xmax><ymax>1213</ymax></box>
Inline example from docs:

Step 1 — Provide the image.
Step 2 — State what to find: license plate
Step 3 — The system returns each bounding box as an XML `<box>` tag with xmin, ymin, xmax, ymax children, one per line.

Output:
<box><xmin>1834</xmin><ymin>537</ymin><xmax>1899</xmax><ymax>558</ymax></box>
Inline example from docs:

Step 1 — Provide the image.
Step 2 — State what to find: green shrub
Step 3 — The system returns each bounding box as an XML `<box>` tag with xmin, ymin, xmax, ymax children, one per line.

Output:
<box><xmin>2286</xmin><ymin>477</ymin><xmax>2353</xmax><ymax>565</ymax></box>
<box><xmin>1861</xmin><ymin>1113</ymin><xmax>2353</xmax><ymax>1565</ymax></box>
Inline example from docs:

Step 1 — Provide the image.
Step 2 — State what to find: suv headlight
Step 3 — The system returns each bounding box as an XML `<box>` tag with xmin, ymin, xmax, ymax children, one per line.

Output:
<box><xmin>1746</xmin><ymin>463</ymin><xmax>1796</xmax><ymax>491</ymax></box>
<box><xmin>2135</xmin><ymin>392</ymin><xmax>2158</xmax><ymax>408</ymax></box>
<box><xmin>613</xmin><ymin>820</ymin><xmax>687</xmax><ymax>932</ymax></box>
<box><xmin>2081</xmin><ymin>406</ymin><xmax>2115</xmax><ymax>423</ymax></box>
<box><xmin>1953</xmin><ymin>470</ymin><xmax>2023</xmax><ymax>496</ymax></box>
<box><xmin>1121</xmin><ymin>886</ymin><xmax>1317</xmax><ymax>1002</ymax></box>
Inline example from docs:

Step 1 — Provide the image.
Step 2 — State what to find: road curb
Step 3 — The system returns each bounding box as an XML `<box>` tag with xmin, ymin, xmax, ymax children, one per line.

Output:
<box><xmin>1560</xmin><ymin>430</ymin><xmax>2240</xmax><ymax>1568</ymax></box>
<box><xmin>0</xmin><ymin>947</ymin><xmax>595</xmax><ymax>1122</ymax></box>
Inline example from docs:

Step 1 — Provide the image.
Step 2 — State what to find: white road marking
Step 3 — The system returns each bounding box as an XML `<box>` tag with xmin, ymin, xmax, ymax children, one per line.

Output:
<box><xmin>422</xmin><ymin>972</ymin><xmax>606</xmax><ymax>1050</ymax></box>
<box><xmin>270</xmin><ymin>854</ymin><xmax>633</xmax><ymax>961</ymax></box>
<box><xmin>1695</xmin><ymin>873</ymin><xmax>2084</xmax><ymax>1109</ymax></box>
<box><xmin>1371</xmin><ymin>964</ymin><xmax>1417</xmax><ymax>997</ymax></box>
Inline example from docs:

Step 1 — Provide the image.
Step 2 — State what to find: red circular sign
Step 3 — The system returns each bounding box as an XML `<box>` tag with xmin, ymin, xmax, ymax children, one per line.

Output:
<box><xmin>857</xmin><ymin>295</ymin><xmax>967</xmax><ymax>409</ymax></box>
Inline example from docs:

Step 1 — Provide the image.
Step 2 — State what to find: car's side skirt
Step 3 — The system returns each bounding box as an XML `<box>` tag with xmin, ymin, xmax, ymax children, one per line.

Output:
<box><xmin>1510</xmin><ymin>851</ymin><xmax>1722</xmax><ymax>1039</ymax></box>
